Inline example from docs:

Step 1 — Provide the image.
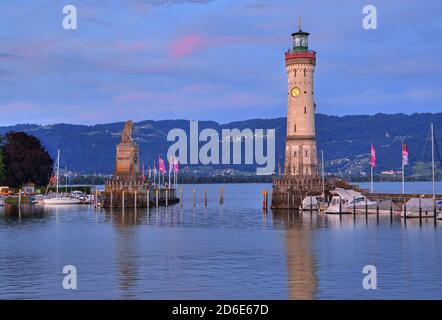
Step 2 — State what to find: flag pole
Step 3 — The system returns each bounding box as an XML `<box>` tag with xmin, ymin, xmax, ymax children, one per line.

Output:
<box><xmin>402</xmin><ymin>139</ymin><xmax>405</xmax><ymax>194</ymax></box>
<box><xmin>321</xmin><ymin>150</ymin><xmax>325</xmax><ymax>197</ymax></box>
<box><xmin>431</xmin><ymin>123</ymin><xmax>435</xmax><ymax>202</ymax></box>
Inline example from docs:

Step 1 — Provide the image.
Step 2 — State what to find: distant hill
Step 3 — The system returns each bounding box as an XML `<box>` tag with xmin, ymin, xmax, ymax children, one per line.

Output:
<box><xmin>1</xmin><ymin>113</ymin><xmax>441</xmax><ymax>177</ymax></box>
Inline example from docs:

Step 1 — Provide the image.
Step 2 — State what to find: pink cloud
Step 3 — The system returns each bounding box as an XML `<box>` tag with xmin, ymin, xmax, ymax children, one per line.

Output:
<box><xmin>169</xmin><ymin>35</ymin><xmax>210</xmax><ymax>58</ymax></box>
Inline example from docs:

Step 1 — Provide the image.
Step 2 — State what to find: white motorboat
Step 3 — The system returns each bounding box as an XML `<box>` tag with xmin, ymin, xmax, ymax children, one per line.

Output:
<box><xmin>326</xmin><ymin>188</ymin><xmax>363</xmax><ymax>214</ymax></box>
<box><xmin>400</xmin><ymin>198</ymin><xmax>442</xmax><ymax>218</ymax></box>
<box><xmin>299</xmin><ymin>196</ymin><xmax>323</xmax><ymax>211</ymax></box>
<box><xmin>325</xmin><ymin>188</ymin><xmax>382</xmax><ymax>214</ymax></box>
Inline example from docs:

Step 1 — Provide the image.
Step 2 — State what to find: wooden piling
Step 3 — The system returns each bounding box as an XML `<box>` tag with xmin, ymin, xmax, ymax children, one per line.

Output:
<box><xmin>146</xmin><ymin>189</ymin><xmax>150</xmax><ymax>208</ymax></box>
<box><xmin>18</xmin><ymin>189</ymin><xmax>22</xmax><ymax>207</ymax></box>
<box><xmin>166</xmin><ymin>189</ymin><xmax>168</xmax><ymax>207</ymax></box>
<box><xmin>353</xmin><ymin>196</ymin><xmax>356</xmax><ymax>216</ymax></box>
<box><xmin>339</xmin><ymin>195</ymin><xmax>342</xmax><ymax>215</ymax></box>
<box><xmin>134</xmin><ymin>190</ymin><xmax>137</xmax><ymax>208</ymax></box>
<box><xmin>110</xmin><ymin>191</ymin><xmax>113</xmax><ymax>208</ymax></box>
<box><xmin>262</xmin><ymin>190</ymin><xmax>268</xmax><ymax>211</ymax></box>
<box><xmin>180</xmin><ymin>188</ymin><xmax>183</xmax><ymax>206</ymax></box>
<box><xmin>204</xmin><ymin>188</ymin><xmax>207</xmax><ymax>207</ymax></box>
<box><xmin>193</xmin><ymin>188</ymin><xmax>196</xmax><ymax>207</ymax></box>
<box><xmin>122</xmin><ymin>190</ymin><xmax>125</xmax><ymax>209</ymax></box>
<box><xmin>390</xmin><ymin>204</ymin><xmax>393</xmax><ymax>224</ymax></box>
<box><xmin>155</xmin><ymin>189</ymin><xmax>159</xmax><ymax>207</ymax></box>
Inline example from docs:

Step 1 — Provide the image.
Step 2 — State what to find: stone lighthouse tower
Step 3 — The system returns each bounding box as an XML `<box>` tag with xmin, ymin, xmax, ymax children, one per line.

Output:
<box><xmin>272</xmin><ymin>18</ymin><xmax>322</xmax><ymax>209</ymax></box>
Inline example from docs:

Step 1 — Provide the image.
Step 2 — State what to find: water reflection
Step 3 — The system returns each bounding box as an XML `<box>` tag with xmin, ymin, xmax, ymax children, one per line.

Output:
<box><xmin>272</xmin><ymin>210</ymin><xmax>318</xmax><ymax>300</ymax></box>
<box><xmin>1</xmin><ymin>204</ymin><xmax>47</xmax><ymax>221</ymax></box>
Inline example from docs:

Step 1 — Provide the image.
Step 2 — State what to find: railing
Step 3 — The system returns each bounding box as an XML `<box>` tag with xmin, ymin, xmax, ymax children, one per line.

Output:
<box><xmin>285</xmin><ymin>50</ymin><xmax>316</xmax><ymax>60</ymax></box>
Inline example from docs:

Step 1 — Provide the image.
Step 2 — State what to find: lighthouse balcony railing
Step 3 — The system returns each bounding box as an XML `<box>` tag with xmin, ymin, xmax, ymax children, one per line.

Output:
<box><xmin>285</xmin><ymin>50</ymin><xmax>316</xmax><ymax>60</ymax></box>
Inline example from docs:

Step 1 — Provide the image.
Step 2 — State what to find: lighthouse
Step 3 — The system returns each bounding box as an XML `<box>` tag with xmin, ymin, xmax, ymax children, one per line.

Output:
<box><xmin>272</xmin><ymin>18</ymin><xmax>322</xmax><ymax>209</ymax></box>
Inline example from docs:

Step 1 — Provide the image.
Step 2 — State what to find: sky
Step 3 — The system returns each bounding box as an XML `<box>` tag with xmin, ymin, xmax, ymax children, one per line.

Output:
<box><xmin>0</xmin><ymin>0</ymin><xmax>441</xmax><ymax>125</ymax></box>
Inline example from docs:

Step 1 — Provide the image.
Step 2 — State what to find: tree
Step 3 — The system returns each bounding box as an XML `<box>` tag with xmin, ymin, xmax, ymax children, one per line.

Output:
<box><xmin>1</xmin><ymin>132</ymin><xmax>53</xmax><ymax>188</ymax></box>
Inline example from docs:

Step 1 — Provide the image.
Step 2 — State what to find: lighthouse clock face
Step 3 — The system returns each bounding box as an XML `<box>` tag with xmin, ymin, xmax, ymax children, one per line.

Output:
<box><xmin>291</xmin><ymin>87</ymin><xmax>300</xmax><ymax>98</ymax></box>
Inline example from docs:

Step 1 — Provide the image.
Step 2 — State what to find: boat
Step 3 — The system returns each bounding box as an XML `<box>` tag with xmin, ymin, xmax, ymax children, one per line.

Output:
<box><xmin>402</xmin><ymin>124</ymin><xmax>440</xmax><ymax>219</ymax></box>
<box><xmin>325</xmin><ymin>188</ymin><xmax>394</xmax><ymax>214</ymax></box>
<box><xmin>299</xmin><ymin>196</ymin><xmax>321</xmax><ymax>211</ymax></box>
<box><xmin>326</xmin><ymin>188</ymin><xmax>364</xmax><ymax>214</ymax></box>
<box><xmin>43</xmin><ymin>150</ymin><xmax>81</xmax><ymax>206</ymax></box>
<box><xmin>43</xmin><ymin>196</ymin><xmax>81</xmax><ymax>205</ymax></box>
<box><xmin>400</xmin><ymin>198</ymin><xmax>442</xmax><ymax>218</ymax></box>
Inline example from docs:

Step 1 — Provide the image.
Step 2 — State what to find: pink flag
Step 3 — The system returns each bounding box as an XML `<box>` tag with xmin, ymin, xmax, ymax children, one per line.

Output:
<box><xmin>370</xmin><ymin>144</ymin><xmax>376</xmax><ymax>168</ymax></box>
<box><xmin>402</xmin><ymin>143</ymin><xmax>409</xmax><ymax>166</ymax></box>
<box><xmin>159</xmin><ymin>157</ymin><xmax>166</xmax><ymax>174</ymax></box>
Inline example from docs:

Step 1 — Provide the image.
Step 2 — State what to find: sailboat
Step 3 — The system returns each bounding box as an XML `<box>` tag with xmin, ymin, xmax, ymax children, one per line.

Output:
<box><xmin>43</xmin><ymin>149</ymin><xmax>81</xmax><ymax>205</ymax></box>
<box><xmin>402</xmin><ymin>123</ymin><xmax>440</xmax><ymax>218</ymax></box>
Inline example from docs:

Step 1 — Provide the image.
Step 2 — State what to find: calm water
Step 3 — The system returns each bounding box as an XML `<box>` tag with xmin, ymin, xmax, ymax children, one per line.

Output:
<box><xmin>0</xmin><ymin>182</ymin><xmax>441</xmax><ymax>300</ymax></box>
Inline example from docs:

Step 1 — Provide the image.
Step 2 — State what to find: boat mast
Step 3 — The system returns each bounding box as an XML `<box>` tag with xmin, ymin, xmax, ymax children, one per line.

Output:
<box><xmin>431</xmin><ymin>123</ymin><xmax>435</xmax><ymax>201</ymax></box>
<box><xmin>321</xmin><ymin>150</ymin><xmax>325</xmax><ymax>196</ymax></box>
<box><xmin>56</xmin><ymin>149</ymin><xmax>60</xmax><ymax>194</ymax></box>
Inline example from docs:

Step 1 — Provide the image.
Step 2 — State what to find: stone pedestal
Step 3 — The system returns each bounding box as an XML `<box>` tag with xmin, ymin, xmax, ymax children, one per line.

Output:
<box><xmin>271</xmin><ymin>176</ymin><xmax>322</xmax><ymax>209</ymax></box>
<box><xmin>102</xmin><ymin>120</ymin><xmax>178</xmax><ymax>208</ymax></box>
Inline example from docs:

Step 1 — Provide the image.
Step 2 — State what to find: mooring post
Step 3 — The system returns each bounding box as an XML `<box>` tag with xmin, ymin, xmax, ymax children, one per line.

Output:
<box><xmin>219</xmin><ymin>187</ymin><xmax>224</xmax><ymax>205</ymax></box>
<box><xmin>193</xmin><ymin>188</ymin><xmax>196</xmax><ymax>207</ymax></box>
<box><xmin>146</xmin><ymin>189</ymin><xmax>150</xmax><ymax>208</ymax></box>
<box><xmin>353</xmin><ymin>196</ymin><xmax>356</xmax><ymax>216</ymax></box>
<box><xmin>166</xmin><ymin>189</ymin><xmax>169</xmax><ymax>207</ymax></box>
<box><xmin>155</xmin><ymin>189</ymin><xmax>159</xmax><ymax>207</ymax></box>
<box><xmin>419</xmin><ymin>196</ymin><xmax>422</xmax><ymax>225</ymax></box>
<box><xmin>310</xmin><ymin>196</ymin><xmax>313</xmax><ymax>214</ymax></box>
<box><xmin>365</xmin><ymin>197</ymin><xmax>368</xmax><ymax>216</ymax></box>
<box><xmin>265</xmin><ymin>190</ymin><xmax>268</xmax><ymax>210</ymax></box>
<box><xmin>390</xmin><ymin>202</ymin><xmax>393</xmax><ymax>224</ymax></box>
<box><xmin>204</xmin><ymin>188</ymin><xmax>207</xmax><ymax>207</ymax></box>
<box><xmin>404</xmin><ymin>205</ymin><xmax>407</xmax><ymax>223</ymax></box>
<box><xmin>434</xmin><ymin>198</ymin><xmax>437</xmax><ymax>226</ymax></box>
<box><xmin>110</xmin><ymin>191</ymin><xmax>113</xmax><ymax>208</ymax></box>
<box><xmin>134</xmin><ymin>190</ymin><xmax>137</xmax><ymax>208</ymax></box>
<box><xmin>339</xmin><ymin>195</ymin><xmax>342</xmax><ymax>215</ymax></box>
<box><xmin>122</xmin><ymin>190</ymin><xmax>125</xmax><ymax>209</ymax></box>
<box><xmin>180</xmin><ymin>188</ymin><xmax>183</xmax><ymax>207</ymax></box>
<box><xmin>18</xmin><ymin>189</ymin><xmax>22</xmax><ymax>207</ymax></box>
<box><xmin>287</xmin><ymin>192</ymin><xmax>290</xmax><ymax>210</ymax></box>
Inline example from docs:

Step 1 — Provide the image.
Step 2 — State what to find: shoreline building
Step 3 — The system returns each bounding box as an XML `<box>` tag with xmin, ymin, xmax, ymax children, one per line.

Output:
<box><xmin>272</xmin><ymin>20</ymin><xmax>322</xmax><ymax>209</ymax></box>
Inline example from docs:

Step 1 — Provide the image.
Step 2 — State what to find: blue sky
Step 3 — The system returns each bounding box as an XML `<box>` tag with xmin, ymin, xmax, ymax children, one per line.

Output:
<box><xmin>0</xmin><ymin>0</ymin><xmax>441</xmax><ymax>125</ymax></box>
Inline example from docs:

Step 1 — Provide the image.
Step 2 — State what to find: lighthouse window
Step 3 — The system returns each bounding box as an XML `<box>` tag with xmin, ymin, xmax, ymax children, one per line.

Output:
<box><xmin>304</xmin><ymin>106</ymin><xmax>307</xmax><ymax>114</ymax></box>
<box><xmin>304</xmin><ymin>69</ymin><xmax>306</xmax><ymax>77</ymax></box>
<box><xmin>294</xmin><ymin>124</ymin><xmax>297</xmax><ymax>132</ymax></box>
<box><xmin>294</xmin><ymin>70</ymin><xmax>297</xmax><ymax>77</ymax></box>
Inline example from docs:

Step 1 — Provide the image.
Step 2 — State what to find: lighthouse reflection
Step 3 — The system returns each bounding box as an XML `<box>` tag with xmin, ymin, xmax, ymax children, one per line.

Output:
<box><xmin>272</xmin><ymin>210</ymin><xmax>319</xmax><ymax>300</ymax></box>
